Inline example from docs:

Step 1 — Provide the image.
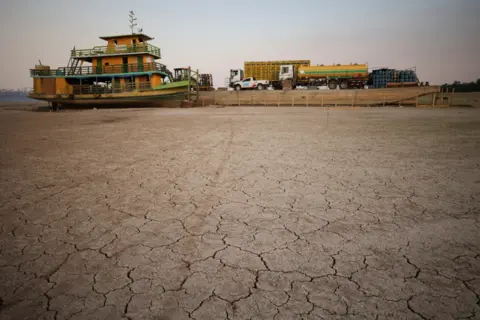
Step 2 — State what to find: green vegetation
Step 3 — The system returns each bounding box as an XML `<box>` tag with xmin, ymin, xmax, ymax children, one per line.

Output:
<box><xmin>442</xmin><ymin>79</ymin><xmax>480</xmax><ymax>92</ymax></box>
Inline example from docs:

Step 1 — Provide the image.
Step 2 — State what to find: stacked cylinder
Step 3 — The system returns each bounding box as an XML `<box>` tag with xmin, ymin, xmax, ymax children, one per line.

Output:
<box><xmin>370</xmin><ymin>68</ymin><xmax>418</xmax><ymax>88</ymax></box>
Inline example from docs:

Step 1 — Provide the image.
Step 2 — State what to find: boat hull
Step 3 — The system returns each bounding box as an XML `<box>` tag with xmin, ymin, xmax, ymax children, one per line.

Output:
<box><xmin>29</xmin><ymin>87</ymin><xmax>190</xmax><ymax>108</ymax></box>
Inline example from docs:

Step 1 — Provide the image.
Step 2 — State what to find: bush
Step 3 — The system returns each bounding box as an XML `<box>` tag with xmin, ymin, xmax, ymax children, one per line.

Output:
<box><xmin>442</xmin><ymin>79</ymin><xmax>480</xmax><ymax>92</ymax></box>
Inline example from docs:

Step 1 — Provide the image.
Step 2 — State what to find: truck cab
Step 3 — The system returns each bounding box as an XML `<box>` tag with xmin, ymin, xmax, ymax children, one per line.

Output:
<box><xmin>229</xmin><ymin>69</ymin><xmax>244</xmax><ymax>87</ymax></box>
<box><xmin>279</xmin><ymin>65</ymin><xmax>296</xmax><ymax>82</ymax></box>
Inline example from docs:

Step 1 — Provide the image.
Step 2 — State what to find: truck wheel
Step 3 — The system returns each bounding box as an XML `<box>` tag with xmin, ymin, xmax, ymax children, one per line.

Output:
<box><xmin>340</xmin><ymin>80</ymin><xmax>349</xmax><ymax>89</ymax></box>
<box><xmin>328</xmin><ymin>80</ymin><xmax>338</xmax><ymax>90</ymax></box>
<box><xmin>257</xmin><ymin>84</ymin><xmax>264</xmax><ymax>90</ymax></box>
<box><xmin>235</xmin><ymin>85</ymin><xmax>241</xmax><ymax>91</ymax></box>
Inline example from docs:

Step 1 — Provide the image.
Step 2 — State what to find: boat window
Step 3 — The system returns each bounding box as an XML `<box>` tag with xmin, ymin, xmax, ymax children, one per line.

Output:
<box><xmin>114</xmin><ymin>40</ymin><xmax>118</xmax><ymax>45</ymax></box>
<box><xmin>105</xmin><ymin>63</ymin><xmax>109</xmax><ymax>66</ymax></box>
<box><xmin>132</xmin><ymin>39</ymin><xmax>137</xmax><ymax>45</ymax></box>
<box><xmin>139</xmin><ymin>38</ymin><xmax>144</xmax><ymax>43</ymax></box>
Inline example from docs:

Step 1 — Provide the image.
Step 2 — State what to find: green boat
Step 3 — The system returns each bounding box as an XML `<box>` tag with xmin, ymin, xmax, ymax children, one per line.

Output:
<box><xmin>29</xmin><ymin>29</ymin><xmax>198</xmax><ymax>108</ymax></box>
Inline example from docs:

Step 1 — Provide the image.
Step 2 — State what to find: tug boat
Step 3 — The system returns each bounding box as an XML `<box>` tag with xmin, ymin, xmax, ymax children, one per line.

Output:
<box><xmin>29</xmin><ymin>31</ymin><xmax>197</xmax><ymax>108</ymax></box>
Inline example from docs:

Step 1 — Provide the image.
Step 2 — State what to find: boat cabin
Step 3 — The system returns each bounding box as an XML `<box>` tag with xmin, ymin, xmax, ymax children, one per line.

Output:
<box><xmin>30</xmin><ymin>33</ymin><xmax>167</xmax><ymax>96</ymax></box>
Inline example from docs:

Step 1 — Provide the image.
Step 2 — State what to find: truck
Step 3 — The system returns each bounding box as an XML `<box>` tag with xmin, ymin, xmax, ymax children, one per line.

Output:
<box><xmin>229</xmin><ymin>61</ymin><xmax>419</xmax><ymax>90</ymax></box>
<box><xmin>228</xmin><ymin>60</ymin><xmax>310</xmax><ymax>90</ymax></box>
<box><xmin>279</xmin><ymin>63</ymin><xmax>369</xmax><ymax>89</ymax></box>
<box><xmin>231</xmin><ymin>77</ymin><xmax>270</xmax><ymax>91</ymax></box>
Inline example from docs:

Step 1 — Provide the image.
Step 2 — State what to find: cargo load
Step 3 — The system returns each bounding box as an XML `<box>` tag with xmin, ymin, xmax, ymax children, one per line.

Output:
<box><xmin>228</xmin><ymin>60</ymin><xmax>422</xmax><ymax>90</ymax></box>
<box><xmin>297</xmin><ymin>64</ymin><xmax>369</xmax><ymax>80</ymax></box>
<box><xmin>244</xmin><ymin>60</ymin><xmax>310</xmax><ymax>82</ymax></box>
<box><xmin>369</xmin><ymin>68</ymin><xmax>419</xmax><ymax>88</ymax></box>
<box><xmin>277</xmin><ymin>63</ymin><xmax>369</xmax><ymax>89</ymax></box>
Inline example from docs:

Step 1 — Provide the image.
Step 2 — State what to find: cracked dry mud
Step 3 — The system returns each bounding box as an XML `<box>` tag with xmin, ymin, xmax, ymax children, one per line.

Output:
<box><xmin>0</xmin><ymin>107</ymin><xmax>479</xmax><ymax>320</ymax></box>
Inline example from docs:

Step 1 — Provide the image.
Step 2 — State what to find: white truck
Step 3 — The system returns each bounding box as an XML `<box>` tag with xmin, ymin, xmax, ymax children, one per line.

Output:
<box><xmin>232</xmin><ymin>77</ymin><xmax>270</xmax><ymax>91</ymax></box>
<box><xmin>228</xmin><ymin>70</ymin><xmax>270</xmax><ymax>90</ymax></box>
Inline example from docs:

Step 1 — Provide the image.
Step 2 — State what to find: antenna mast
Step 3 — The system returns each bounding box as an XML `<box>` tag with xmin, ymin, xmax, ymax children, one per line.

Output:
<box><xmin>129</xmin><ymin>11</ymin><xmax>138</xmax><ymax>34</ymax></box>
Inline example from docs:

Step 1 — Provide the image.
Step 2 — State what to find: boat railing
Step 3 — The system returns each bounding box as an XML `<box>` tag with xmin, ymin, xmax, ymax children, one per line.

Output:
<box><xmin>71</xmin><ymin>81</ymin><xmax>153</xmax><ymax>95</ymax></box>
<box><xmin>30</xmin><ymin>62</ymin><xmax>168</xmax><ymax>77</ymax></box>
<box><xmin>71</xmin><ymin>43</ymin><xmax>161</xmax><ymax>58</ymax></box>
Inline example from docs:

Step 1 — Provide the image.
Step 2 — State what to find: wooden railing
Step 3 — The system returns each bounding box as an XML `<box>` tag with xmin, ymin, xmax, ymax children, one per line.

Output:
<box><xmin>71</xmin><ymin>81</ymin><xmax>153</xmax><ymax>95</ymax></box>
<box><xmin>30</xmin><ymin>62</ymin><xmax>168</xmax><ymax>77</ymax></box>
<box><xmin>71</xmin><ymin>43</ymin><xmax>161</xmax><ymax>58</ymax></box>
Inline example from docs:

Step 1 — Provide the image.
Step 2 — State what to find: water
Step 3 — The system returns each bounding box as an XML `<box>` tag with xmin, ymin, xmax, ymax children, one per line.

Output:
<box><xmin>0</xmin><ymin>95</ymin><xmax>36</xmax><ymax>103</ymax></box>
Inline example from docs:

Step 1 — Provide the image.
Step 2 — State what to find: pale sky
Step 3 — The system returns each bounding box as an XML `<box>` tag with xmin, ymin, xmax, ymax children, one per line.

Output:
<box><xmin>0</xmin><ymin>0</ymin><xmax>479</xmax><ymax>89</ymax></box>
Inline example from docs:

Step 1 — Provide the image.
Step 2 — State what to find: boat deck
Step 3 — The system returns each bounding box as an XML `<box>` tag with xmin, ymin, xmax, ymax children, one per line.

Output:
<box><xmin>196</xmin><ymin>86</ymin><xmax>441</xmax><ymax>107</ymax></box>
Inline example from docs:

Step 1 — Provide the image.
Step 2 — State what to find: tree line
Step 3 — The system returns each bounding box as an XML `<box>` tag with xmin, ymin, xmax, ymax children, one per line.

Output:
<box><xmin>442</xmin><ymin>79</ymin><xmax>480</xmax><ymax>92</ymax></box>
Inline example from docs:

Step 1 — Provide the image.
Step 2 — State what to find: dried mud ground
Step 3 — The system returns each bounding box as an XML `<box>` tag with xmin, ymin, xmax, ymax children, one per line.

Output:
<box><xmin>0</xmin><ymin>107</ymin><xmax>479</xmax><ymax>320</ymax></box>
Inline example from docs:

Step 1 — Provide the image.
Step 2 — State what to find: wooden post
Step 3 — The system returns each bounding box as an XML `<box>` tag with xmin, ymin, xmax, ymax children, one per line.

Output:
<box><xmin>277</xmin><ymin>96</ymin><xmax>279</xmax><ymax>107</ymax></box>
<box><xmin>351</xmin><ymin>93</ymin><xmax>354</xmax><ymax>107</ymax></box>
<box><xmin>432</xmin><ymin>93</ymin><xmax>436</xmax><ymax>107</ymax></box>
<box><xmin>187</xmin><ymin>67</ymin><xmax>191</xmax><ymax>101</ymax></box>
<box><xmin>196</xmin><ymin>69</ymin><xmax>199</xmax><ymax>93</ymax></box>
<box><xmin>383</xmin><ymin>96</ymin><xmax>386</xmax><ymax>107</ymax></box>
<box><xmin>213</xmin><ymin>90</ymin><xmax>216</xmax><ymax>105</ymax></box>
<box><xmin>202</xmin><ymin>97</ymin><xmax>204</xmax><ymax>107</ymax></box>
<box><xmin>321</xmin><ymin>95</ymin><xmax>323</xmax><ymax>107</ymax></box>
<box><xmin>238</xmin><ymin>95</ymin><xmax>240</xmax><ymax>106</ymax></box>
<box><xmin>306</xmin><ymin>95</ymin><xmax>309</xmax><ymax>107</ymax></box>
<box><xmin>292</xmin><ymin>96</ymin><xmax>294</xmax><ymax>107</ymax></box>
<box><xmin>416</xmin><ymin>95</ymin><xmax>419</xmax><ymax>108</ymax></box>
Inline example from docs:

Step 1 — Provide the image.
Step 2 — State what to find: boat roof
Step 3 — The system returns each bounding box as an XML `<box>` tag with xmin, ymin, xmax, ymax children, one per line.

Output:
<box><xmin>99</xmin><ymin>33</ymin><xmax>154</xmax><ymax>41</ymax></box>
<box><xmin>30</xmin><ymin>71</ymin><xmax>168</xmax><ymax>79</ymax></box>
